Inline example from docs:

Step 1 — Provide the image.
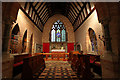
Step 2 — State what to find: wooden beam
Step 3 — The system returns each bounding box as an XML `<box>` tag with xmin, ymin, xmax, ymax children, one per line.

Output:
<box><xmin>44</xmin><ymin>16</ymin><xmax>50</xmax><ymax>24</ymax></box>
<box><xmin>77</xmin><ymin>2</ymin><xmax>82</xmax><ymax>8</ymax></box>
<box><xmin>70</xmin><ymin>3</ymin><xmax>78</xmax><ymax>16</ymax></box>
<box><xmin>42</xmin><ymin>10</ymin><xmax>49</xmax><ymax>21</ymax></box>
<box><xmin>69</xmin><ymin>9</ymin><xmax>76</xmax><ymax>19</ymax></box>
<box><xmin>72</xmin><ymin>2</ymin><xmax>80</xmax><ymax>12</ymax></box>
<box><xmin>34</xmin><ymin>2</ymin><xmax>39</xmax><ymax>8</ymax></box>
<box><xmin>30</xmin><ymin>3</ymin><xmax>44</xmax><ymax>26</ymax></box>
<box><xmin>46</xmin><ymin>3</ymin><xmax>52</xmax><ymax>19</ymax></box>
<box><xmin>20</xmin><ymin>7</ymin><xmax>43</xmax><ymax>32</ymax></box>
<box><xmin>74</xmin><ymin>7</ymin><xmax>95</xmax><ymax>32</ymax></box>
<box><xmin>66</xmin><ymin>3</ymin><xmax>77</xmax><ymax>18</ymax></box>
<box><xmin>67</xmin><ymin>15</ymin><xmax>73</xmax><ymax>23</ymax></box>
<box><xmin>28</xmin><ymin>2</ymin><xmax>33</xmax><ymax>15</ymax></box>
<box><xmin>35</xmin><ymin>17</ymin><xmax>38</xmax><ymax>24</ymax></box>
<box><xmin>33</xmin><ymin>13</ymin><xmax>36</xmax><ymax>21</ymax></box>
<box><xmin>69</xmin><ymin>11</ymin><xmax>75</xmax><ymax>22</ymax></box>
<box><xmin>36</xmin><ymin>2</ymin><xmax>44</xmax><ymax>11</ymax></box>
<box><xmin>31</xmin><ymin>8</ymin><xmax>34</xmax><ymax>18</ymax></box>
<box><xmin>65</xmin><ymin>4</ymin><xmax>75</xmax><ymax>24</ymax></box>
<box><xmin>85</xmin><ymin>5</ymin><xmax>88</xmax><ymax>15</ymax></box>
<box><xmin>42</xmin><ymin>13</ymin><xmax>49</xmax><ymax>23</ymax></box>
<box><xmin>38</xmin><ymin>3</ymin><xmax>46</xmax><ymax>14</ymax></box>
<box><xmin>72</xmin><ymin>3</ymin><xmax>87</xmax><ymax>26</ymax></box>
<box><xmin>44</xmin><ymin>15</ymin><xmax>49</xmax><ymax>24</ymax></box>
<box><xmin>41</xmin><ymin>9</ymin><xmax>48</xmax><ymax>20</ymax></box>
<box><xmin>24</xmin><ymin>2</ymin><xmax>28</xmax><ymax>11</ymax></box>
<box><xmin>68</xmin><ymin>13</ymin><xmax>74</xmax><ymax>24</ymax></box>
<box><xmin>39</xmin><ymin>6</ymin><xmax>47</xmax><ymax>17</ymax></box>
<box><xmin>88</xmin><ymin>2</ymin><xmax>91</xmax><ymax>12</ymax></box>
<box><xmin>82</xmin><ymin>11</ymin><xmax>85</xmax><ymax>19</ymax></box>
<box><xmin>66</xmin><ymin>4</ymin><xmax>76</xmax><ymax>21</ymax></box>
<box><xmin>36</xmin><ymin>18</ymin><xmax>39</xmax><ymax>25</ymax></box>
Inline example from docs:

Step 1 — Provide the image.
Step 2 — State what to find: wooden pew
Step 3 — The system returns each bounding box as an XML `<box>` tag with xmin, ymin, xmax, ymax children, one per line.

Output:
<box><xmin>71</xmin><ymin>54</ymin><xmax>94</xmax><ymax>79</ymax></box>
<box><xmin>87</xmin><ymin>54</ymin><xmax>102</xmax><ymax>76</ymax></box>
<box><xmin>21</xmin><ymin>54</ymin><xmax>45</xmax><ymax>80</ymax></box>
<box><xmin>93</xmin><ymin>55</ymin><xmax>102</xmax><ymax>76</ymax></box>
<box><xmin>13</xmin><ymin>54</ymin><xmax>31</xmax><ymax>77</ymax></box>
<box><xmin>68</xmin><ymin>51</ymin><xmax>80</xmax><ymax>61</ymax></box>
<box><xmin>71</xmin><ymin>54</ymin><xmax>78</xmax><ymax>71</ymax></box>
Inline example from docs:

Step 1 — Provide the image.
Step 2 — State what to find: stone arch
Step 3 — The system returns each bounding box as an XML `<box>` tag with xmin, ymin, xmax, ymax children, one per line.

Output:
<box><xmin>29</xmin><ymin>33</ymin><xmax>33</xmax><ymax>54</ymax></box>
<box><xmin>88</xmin><ymin>28</ymin><xmax>98</xmax><ymax>54</ymax></box>
<box><xmin>10</xmin><ymin>23</ymin><xmax>20</xmax><ymax>53</ymax></box>
<box><xmin>42</xmin><ymin>14</ymin><xmax>75</xmax><ymax>43</ymax></box>
<box><xmin>77</xmin><ymin>44</ymin><xmax>81</xmax><ymax>52</ymax></box>
<box><xmin>50</xmin><ymin>20</ymin><xmax>67</xmax><ymax>42</ymax></box>
<box><xmin>22</xmin><ymin>30</ymin><xmax>27</xmax><ymax>53</ymax></box>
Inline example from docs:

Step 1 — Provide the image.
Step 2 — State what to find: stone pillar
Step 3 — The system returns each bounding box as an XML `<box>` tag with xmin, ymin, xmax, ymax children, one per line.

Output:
<box><xmin>101</xmin><ymin>19</ymin><xmax>112</xmax><ymax>52</ymax></box>
<box><xmin>100</xmin><ymin>19</ymin><xmax>115</xmax><ymax>78</ymax></box>
<box><xmin>2</xmin><ymin>2</ymin><xmax>20</xmax><ymax>78</ymax></box>
<box><xmin>2</xmin><ymin>16</ymin><xmax>15</xmax><ymax>78</ymax></box>
<box><xmin>95</xmin><ymin>2</ymin><xmax>120</xmax><ymax>78</ymax></box>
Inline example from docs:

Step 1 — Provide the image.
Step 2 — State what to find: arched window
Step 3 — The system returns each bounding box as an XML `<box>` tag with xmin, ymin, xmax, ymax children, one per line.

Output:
<box><xmin>88</xmin><ymin>28</ymin><xmax>98</xmax><ymax>52</ymax></box>
<box><xmin>10</xmin><ymin>24</ymin><xmax>20</xmax><ymax>53</ymax></box>
<box><xmin>50</xmin><ymin>20</ymin><xmax>67</xmax><ymax>42</ymax></box>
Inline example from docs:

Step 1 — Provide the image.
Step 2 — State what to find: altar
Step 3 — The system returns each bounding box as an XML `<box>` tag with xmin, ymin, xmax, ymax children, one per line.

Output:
<box><xmin>51</xmin><ymin>49</ymin><xmax>65</xmax><ymax>53</ymax></box>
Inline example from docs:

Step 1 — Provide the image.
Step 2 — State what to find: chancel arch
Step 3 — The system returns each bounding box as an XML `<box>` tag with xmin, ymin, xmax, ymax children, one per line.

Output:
<box><xmin>42</xmin><ymin>14</ymin><xmax>75</xmax><ymax>53</ymax></box>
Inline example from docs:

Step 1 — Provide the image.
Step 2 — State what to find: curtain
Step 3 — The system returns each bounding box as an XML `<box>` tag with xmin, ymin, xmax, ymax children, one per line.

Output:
<box><xmin>43</xmin><ymin>43</ymin><xmax>49</xmax><ymax>53</ymax></box>
<box><xmin>67</xmin><ymin>43</ymin><xmax>74</xmax><ymax>53</ymax></box>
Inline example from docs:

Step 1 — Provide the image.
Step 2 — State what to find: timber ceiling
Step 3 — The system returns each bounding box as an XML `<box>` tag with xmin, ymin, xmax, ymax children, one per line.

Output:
<box><xmin>19</xmin><ymin>2</ymin><xmax>95</xmax><ymax>32</ymax></box>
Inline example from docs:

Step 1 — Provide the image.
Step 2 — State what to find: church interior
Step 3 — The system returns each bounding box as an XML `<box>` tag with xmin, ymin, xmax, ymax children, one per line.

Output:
<box><xmin>1</xmin><ymin>1</ymin><xmax>120</xmax><ymax>80</ymax></box>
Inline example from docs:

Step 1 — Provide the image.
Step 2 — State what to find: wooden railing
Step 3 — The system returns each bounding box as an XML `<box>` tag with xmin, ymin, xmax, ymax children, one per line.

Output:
<box><xmin>35</xmin><ymin>53</ymin><xmax>69</xmax><ymax>61</ymax></box>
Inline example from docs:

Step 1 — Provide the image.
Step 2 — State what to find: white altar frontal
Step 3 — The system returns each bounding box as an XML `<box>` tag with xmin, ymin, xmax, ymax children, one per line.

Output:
<box><xmin>51</xmin><ymin>49</ymin><xmax>65</xmax><ymax>53</ymax></box>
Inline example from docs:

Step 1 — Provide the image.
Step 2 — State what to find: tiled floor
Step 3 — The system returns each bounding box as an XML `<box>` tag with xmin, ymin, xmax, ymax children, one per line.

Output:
<box><xmin>37</xmin><ymin>61</ymin><xmax>79</xmax><ymax>80</ymax></box>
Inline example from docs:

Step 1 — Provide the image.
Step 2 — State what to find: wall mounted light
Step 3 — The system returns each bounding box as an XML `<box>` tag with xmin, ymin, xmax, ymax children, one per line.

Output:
<box><xmin>99</xmin><ymin>35</ymin><xmax>105</xmax><ymax>46</ymax></box>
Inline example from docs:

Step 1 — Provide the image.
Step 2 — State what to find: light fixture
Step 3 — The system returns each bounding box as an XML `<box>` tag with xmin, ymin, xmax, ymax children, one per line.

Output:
<box><xmin>99</xmin><ymin>35</ymin><xmax>105</xmax><ymax>46</ymax></box>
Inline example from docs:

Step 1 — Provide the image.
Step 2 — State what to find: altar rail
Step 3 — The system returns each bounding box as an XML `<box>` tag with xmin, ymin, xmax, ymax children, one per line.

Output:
<box><xmin>35</xmin><ymin>53</ymin><xmax>69</xmax><ymax>61</ymax></box>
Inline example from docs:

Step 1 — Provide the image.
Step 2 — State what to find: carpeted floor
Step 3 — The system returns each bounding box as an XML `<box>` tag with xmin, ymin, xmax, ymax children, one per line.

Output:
<box><xmin>37</xmin><ymin>61</ymin><xmax>79</xmax><ymax>80</ymax></box>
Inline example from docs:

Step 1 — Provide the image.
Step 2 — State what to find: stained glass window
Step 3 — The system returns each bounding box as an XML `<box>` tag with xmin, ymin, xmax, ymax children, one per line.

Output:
<box><xmin>89</xmin><ymin>28</ymin><xmax>98</xmax><ymax>52</ymax></box>
<box><xmin>51</xmin><ymin>20</ymin><xmax>66</xmax><ymax>42</ymax></box>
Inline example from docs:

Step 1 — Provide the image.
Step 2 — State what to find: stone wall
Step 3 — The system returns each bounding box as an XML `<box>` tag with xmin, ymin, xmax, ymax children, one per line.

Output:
<box><xmin>11</xmin><ymin>9</ymin><xmax>42</xmax><ymax>54</ymax></box>
<box><xmin>75</xmin><ymin>10</ymin><xmax>104</xmax><ymax>55</ymax></box>
<box><xmin>42</xmin><ymin>14</ymin><xmax>75</xmax><ymax>43</ymax></box>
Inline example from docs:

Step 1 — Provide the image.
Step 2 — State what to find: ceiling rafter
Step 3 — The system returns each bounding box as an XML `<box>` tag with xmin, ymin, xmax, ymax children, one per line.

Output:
<box><xmin>21</xmin><ymin>2</ymin><xmax>93</xmax><ymax>32</ymax></box>
<box><xmin>41</xmin><ymin>10</ymin><xmax>49</xmax><ymax>21</ymax></box>
<box><xmin>67</xmin><ymin>3</ymin><xmax>77</xmax><ymax>18</ymax></box>
<box><xmin>38</xmin><ymin>3</ymin><xmax>46</xmax><ymax>14</ymax></box>
<box><xmin>30</xmin><ymin>3</ymin><xmax>44</xmax><ymax>26</ymax></box>
<box><xmin>72</xmin><ymin>2</ymin><xmax>80</xmax><ymax>12</ymax></box>
<box><xmin>77</xmin><ymin>2</ymin><xmax>82</xmax><ymax>8</ymax></box>
<box><xmin>34</xmin><ymin>2</ymin><xmax>39</xmax><ymax>8</ymax></box>
<box><xmin>65</xmin><ymin>3</ymin><xmax>75</xmax><ymax>23</ymax></box>
<box><xmin>40</xmin><ymin>8</ymin><xmax>48</xmax><ymax>19</ymax></box>
<box><xmin>72</xmin><ymin>2</ymin><xmax>87</xmax><ymax>26</ymax></box>
<box><xmin>42</xmin><ymin>14</ymin><xmax>49</xmax><ymax>23</ymax></box>
<box><xmin>36</xmin><ymin>2</ymin><xmax>43</xmax><ymax>11</ymax></box>
<box><xmin>69</xmin><ymin>3</ymin><xmax>78</xmax><ymax>16</ymax></box>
